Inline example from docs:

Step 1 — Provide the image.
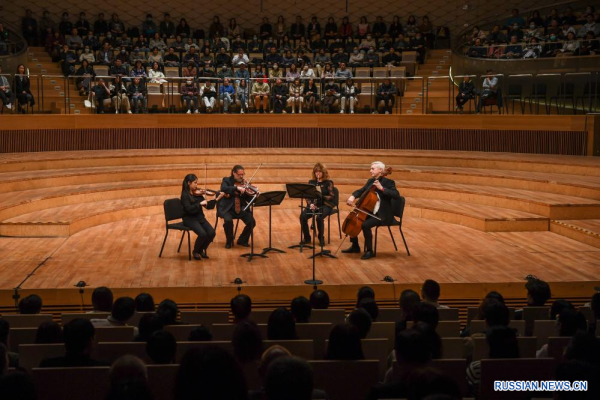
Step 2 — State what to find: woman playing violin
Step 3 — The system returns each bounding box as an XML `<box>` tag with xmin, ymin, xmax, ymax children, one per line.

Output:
<box><xmin>342</xmin><ymin>161</ymin><xmax>400</xmax><ymax>260</ymax></box>
<box><xmin>181</xmin><ymin>173</ymin><xmax>216</xmax><ymax>260</ymax></box>
<box><xmin>300</xmin><ymin>163</ymin><xmax>336</xmax><ymax>247</ymax></box>
<box><xmin>218</xmin><ymin>165</ymin><xmax>257</xmax><ymax>249</ymax></box>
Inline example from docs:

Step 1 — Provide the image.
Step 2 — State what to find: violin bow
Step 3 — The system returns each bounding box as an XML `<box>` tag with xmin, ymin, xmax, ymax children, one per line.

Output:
<box><xmin>245</xmin><ymin>163</ymin><xmax>263</xmax><ymax>186</ymax></box>
<box><xmin>242</xmin><ymin>163</ymin><xmax>263</xmax><ymax>212</ymax></box>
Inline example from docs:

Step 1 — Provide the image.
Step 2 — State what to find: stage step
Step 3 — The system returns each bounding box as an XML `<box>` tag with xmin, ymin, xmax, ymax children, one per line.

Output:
<box><xmin>550</xmin><ymin>219</ymin><xmax>600</xmax><ymax>249</ymax></box>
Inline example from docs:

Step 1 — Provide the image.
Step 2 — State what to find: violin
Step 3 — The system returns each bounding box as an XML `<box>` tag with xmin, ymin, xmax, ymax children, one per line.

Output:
<box><xmin>234</xmin><ymin>180</ymin><xmax>260</xmax><ymax>196</ymax></box>
<box><xmin>341</xmin><ymin>167</ymin><xmax>392</xmax><ymax>238</ymax></box>
<box><xmin>192</xmin><ymin>188</ymin><xmax>219</xmax><ymax>197</ymax></box>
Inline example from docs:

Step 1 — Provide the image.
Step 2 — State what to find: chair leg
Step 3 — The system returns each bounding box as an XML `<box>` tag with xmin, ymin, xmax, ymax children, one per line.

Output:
<box><xmin>187</xmin><ymin>231</ymin><xmax>192</xmax><ymax>261</ymax></box>
<box><xmin>327</xmin><ymin>215</ymin><xmax>331</xmax><ymax>244</ymax></box>
<box><xmin>213</xmin><ymin>214</ymin><xmax>219</xmax><ymax>230</ymax></box>
<box><xmin>158</xmin><ymin>230</ymin><xmax>169</xmax><ymax>257</ymax></box>
<box><xmin>373</xmin><ymin>226</ymin><xmax>379</xmax><ymax>256</ymax></box>
<box><xmin>177</xmin><ymin>231</ymin><xmax>185</xmax><ymax>252</ymax></box>
<box><xmin>337</xmin><ymin>212</ymin><xmax>342</xmax><ymax>239</ymax></box>
<box><xmin>388</xmin><ymin>226</ymin><xmax>398</xmax><ymax>251</ymax></box>
<box><xmin>399</xmin><ymin>226</ymin><xmax>410</xmax><ymax>256</ymax></box>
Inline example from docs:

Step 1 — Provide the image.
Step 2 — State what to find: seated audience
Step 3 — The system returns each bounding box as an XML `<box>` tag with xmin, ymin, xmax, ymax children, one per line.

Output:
<box><xmin>135</xmin><ymin>313</ymin><xmax>164</xmax><ymax>342</ymax></box>
<box><xmin>476</xmin><ymin>69</ymin><xmax>499</xmax><ymax>114</ymax></box>
<box><xmin>134</xmin><ymin>293</ymin><xmax>155</xmax><ymax>312</ymax></box>
<box><xmin>106</xmin><ymin>355</ymin><xmax>152</xmax><ymax>400</ymax></box>
<box><xmin>127</xmin><ymin>77</ymin><xmax>147</xmax><ymax>113</ymax></box>
<box><xmin>376</xmin><ymin>78</ymin><xmax>397</xmax><ymax>114</ymax></box>
<box><xmin>200</xmin><ymin>79</ymin><xmax>217</xmax><ymax>112</ymax></box>
<box><xmin>321</xmin><ymin>79</ymin><xmax>340</xmax><ymax>114</ymax></box>
<box><xmin>231</xmin><ymin>294</ymin><xmax>252</xmax><ymax>323</ymax></box>
<box><xmin>0</xmin><ymin>320</ymin><xmax>18</xmax><ymax>368</ymax></box>
<box><xmin>18</xmin><ymin>294</ymin><xmax>42</xmax><ymax>314</ymax></box>
<box><xmin>252</xmin><ymin>78</ymin><xmax>270</xmax><ymax>113</ymax></box>
<box><xmin>35</xmin><ymin>321</ymin><xmax>63</xmax><ymax>344</ymax></box>
<box><xmin>340</xmin><ymin>77</ymin><xmax>360</xmax><ymax>114</ymax></box>
<box><xmin>164</xmin><ymin>47</ymin><xmax>180</xmax><ymax>67</ymax></box>
<box><xmin>267</xmin><ymin>307</ymin><xmax>297</xmax><ymax>340</ymax></box>
<box><xmin>237</xmin><ymin>79</ymin><xmax>250</xmax><ymax>114</ymax></box>
<box><xmin>291</xmin><ymin>296</ymin><xmax>311</xmax><ymax>323</ymax></box>
<box><xmin>219</xmin><ymin>78</ymin><xmax>235</xmax><ymax>113</ymax></box>
<box><xmin>383</xmin><ymin>47</ymin><xmax>402</xmax><ymax>66</ymax></box>
<box><xmin>157</xmin><ymin>299</ymin><xmax>180</xmax><ymax>325</ymax></box>
<box><xmin>40</xmin><ymin>318</ymin><xmax>106</xmax><ymax>367</ymax></box>
<box><xmin>91</xmin><ymin>296</ymin><xmax>138</xmax><ymax>331</ymax></box>
<box><xmin>347</xmin><ymin>308</ymin><xmax>373</xmax><ymax>338</ymax></box>
<box><xmin>188</xmin><ymin>326</ymin><xmax>213</xmax><ymax>341</ymax></box>
<box><xmin>271</xmin><ymin>78</ymin><xmax>287</xmax><ymax>114</ymax></box>
<box><xmin>396</xmin><ymin>289</ymin><xmax>421</xmax><ymax>336</ymax></box>
<box><xmin>537</xmin><ymin>308</ymin><xmax>587</xmax><ymax>358</ymax></box>
<box><xmin>309</xmin><ymin>289</ymin><xmax>330</xmax><ymax>309</ymax></box>
<box><xmin>75</xmin><ymin>60</ymin><xmax>95</xmax><ymax>95</ymax></box>
<box><xmin>358</xmin><ymin>298</ymin><xmax>379</xmax><ymax>322</ymax></box>
<box><xmin>0</xmin><ymin>65</ymin><xmax>15</xmax><ymax>110</ymax></box>
<box><xmin>303</xmin><ymin>78</ymin><xmax>319</xmax><ymax>113</ymax></box>
<box><xmin>146</xmin><ymin>330</ymin><xmax>176</xmax><ymax>364</ymax></box>
<box><xmin>455</xmin><ymin>76</ymin><xmax>475</xmax><ymax>112</ymax></box>
<box><xmin>288</xmin><ymin>77</ymin><xmax>304</xmax><ymax>114</ymax></box>
<box><xmin>91</xmin><ymin>78</ymin><xmax>112</xmax><ymax>114</ymax></box>
<box><xmin>265</xmin><ymin>356</ymin><xmax>315</xmax><ymax>400</ymax></box>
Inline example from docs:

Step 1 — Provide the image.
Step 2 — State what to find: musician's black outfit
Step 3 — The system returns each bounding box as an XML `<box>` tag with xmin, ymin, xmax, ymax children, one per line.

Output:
<box><xmin>299</xmin><ymin>179</ymin><xmax>335</xmax><ymax>245</ymax></box>
<box><xmin>343</xmin><ymin>176</ymin><xmax>400</xmax><ymax>259</ymax></box>
<box><xmin>218</xmin><ymin>176</ymin><xmax>257</xmax><ymax>247</ymax></box>
<box><xmin>181</xmin><ymin>190</ymin><xmax>216</xmax><ymax>258</ymax></box>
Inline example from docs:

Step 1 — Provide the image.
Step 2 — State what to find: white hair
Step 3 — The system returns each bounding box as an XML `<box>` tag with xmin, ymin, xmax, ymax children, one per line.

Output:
<box><xmin>371</xmin><ymin>161</ymin><xmax>385</xmax><ymax>171</ymax></box>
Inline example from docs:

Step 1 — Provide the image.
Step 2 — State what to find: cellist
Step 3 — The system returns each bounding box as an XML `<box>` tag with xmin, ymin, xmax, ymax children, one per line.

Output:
<box><xmin>342</xmin><ymin>161</ymin><xmax>400</xmax><ymax>260</ymax></box>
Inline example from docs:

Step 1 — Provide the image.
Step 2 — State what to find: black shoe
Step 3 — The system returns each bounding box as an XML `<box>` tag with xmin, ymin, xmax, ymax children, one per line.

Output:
<box><xmin>341</xmin><ymin>245</ymin><xmax>361</xmax><ymax>254</ymax></box>
<box><xmin>193</xmin><ymin>252</ymin><xmax>202</xmax><ymax>260</ymax></box>
<box><xmin>361</xmin><ymin>251</ymin><xmax>375</xmax><ymax>260</ymax></box>
<box><xmin>200</xmin><ymin>250</ymin><xmax>209</xmax><ymax>259</ymax></box>
<box><xmin>225</xmin><ymin>240</ymin><xmax>232</xmax><ymax>249</ymax></box>
<box><xmin>319</xmin><ymin>239</ymin><xmax>325</xmax><ymax>248</ymax></box>
<box><xmin>237</xmin><ymin>242</ymin><xmax>250</xmax><ymax>247</ymax></box>
<box><xmin>302</xmin><ymin>237</ymin><xmax>311</xmax><ymax>244</ymax></box>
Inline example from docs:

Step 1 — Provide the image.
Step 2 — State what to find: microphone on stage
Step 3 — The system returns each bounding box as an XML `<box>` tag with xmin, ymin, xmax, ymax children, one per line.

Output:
<box><xmin>74</xmin><ymin>280</ymin><xmax>88</xmax><ymax>312</ymax></box>
<box><xmin>381</xmin><ymin>276</ymin><xmax>397</xmax><ymax>299</ymax></box>
<box><xmin>232</xmin><ymin>277</ymin><xmax>245</xmax><ymax>292</ymax></box>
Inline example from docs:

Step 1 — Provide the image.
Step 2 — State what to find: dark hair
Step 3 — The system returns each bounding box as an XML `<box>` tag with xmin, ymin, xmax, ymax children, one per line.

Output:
<box><xmin>0</xmin><ymin>343</ymin><xmax>7</xmax><ymax>377</ymax></box>
<box><xmin>483</xmin><ymin>299</ymin><xmax>510</xmax><ymax>327</ymax></box>
<box><xmin>357</xmin><ymin>297</ymin><xmax>378</xmax><ymax>322</ymax></box>
<box><xmin>291</xmin><ymin>296</ymin><xmax>311</xmax><ymax>323</ymax></box>
<box><xmin>175</xmin><ymin>346</ymin><xmax>247</xmax><ymax>400</ymax></box>
<box><xmin>267</xmin><ymin>308</ymin><xmax>297</xmax><ymax>340</ymax></box>
<box><xmin>591</xmin><ymin>292</ymin><xmax>600</xmax><ymax>320</ymax></box>
<box><xmin>413</xmin><ymin>322</ymin><xmax>442</xmax><ymax>359</ymax></box>
<box><xmin>232</xmin><ymin>321</ymin><xmax>263</xmax><ymax>363</ymax></box>
<box><xmin>486</xmin><ymin>291</ymin><xmax>505</xmax><ymax>304</ymax></box>
<box><xmin>18</xmin><ymin>294</ymin><xmax>42</xmax><ymax>314</ymax></box>
<box><xmin>63</xmin><ymin>318</ymin><xmax>95</xmax><ymax>354</ymax></box>
<box><xmin>555</xmin><ymin>360</ymin><xmax>600</xmax><ymax>399</ymax></box>
<box><xmin>558</xmin><ymin>309</ymin><xmax>587</xmax><ymax>337</ymax></box>
<box><xmin>422</xmin><ymin>279</ymin><xmax>441</xmax><ymax>302</ymax></box>
<box><xmin>231</xmin><ymin>165</ymin><xmax>244</xmax><ymax>175</ymax></box>
<box><xmin>0</xmin><ymin>372</ymin><xmax>37</xmax><ymax>400</ymax></box>
<box><xmin>182</xmin><ymin>173</ymin><xmax>198</xmax><ymax>194</ymax></box>
<box><xmin>134</xmin><ymin>293</ymin><xmax>155</xmax><ymax>312</ymax></box>
<box><xmin>231</xmin><ymin>294</ymin><xmax>252</xmax><ymax>321</ymax></box>
<box><xmin>106</xmin><ymin>378</ymin><xmax>153</xmax><ymax>400</ymax></box>
<box><xmin>399</xmin><ymin>289</ymin><xmax>421</xmax><ymax>320</ymax></box>
<box><xmin>326</xmin><ymin>323</ymin><xmax>364</xmax><ymax>360</ymax></box>
<box><xmin>346</xmin><ymin>308</ymin><xmax>372</xmax><ymax>339</ymax></box>
<box><xmin>413</xmin><ymin>302</ymin><xmax>440</xmax><ymax>330</ymax></box>
<box><xmin>486</xmin><ymin>325</ymin><xmax>519</xmax><ymax>359</ymax></box>
<box><xmin>137</xmin><ymin>313</ymin><xmax>164</xmax><ymax>342</ymax></box>
<box><xmin>92</xmin><ymin>287</ymin><xmax>114</xmax><ymax>312</ymax></box>
<box><xmin>188</xmin><ymin>326</ymin><xmax>213</xmax><ymax>341</ymax></box>
<box><xmin>525</xmin><ymin>278</ymin><xmax>551</xmax><ymax>306</ymax></box>
<box><xmin>564</xmin><ymin>331</ymin><xmax>600</xmax><ymax>366</ymax></box>
<box><xmin>0</xmin><ymin>320</ymin><xmax>8</xmax><ymax>346</ymax></box>
<box><xmin>112</xmin><ymin>297</ymin><xmax>136</xmax><ymax>322</ymax></box>
<box><xmin>550</xmin><ymin>299</ymin><xmax>574</xmax><ymax>320</ymax></box>
<box><xmin>309</xmin><ymin>289</ymin><xmax>329</xmax><ymax>309</ymax></box>
<box><xmin>265</xmin><ymin>357</ymin><xmax>313</xmax><ymax>400</ymax></box>
<box><xmin>146</xmin><ymin>330</ymin><xmax>177</xmax><ymax>364</ymax></box>
<box><xmin>157</xmin><ymin>299</ymin><xmax>179</xmax><ymax>325</ymax></box>
<box><xmin>476</xmin><ymin>291</ymin><xmax>506</xmax><ymax>320</ymax></box>
<box><xmin>35</xmin><ymin>321</ymin><xmax>63</xmax><ymax>344</ymax></box>
<box><xmin>395</xmin><ymin>328</ymin><xmax>431</xmax><ymax>364</ymax></box>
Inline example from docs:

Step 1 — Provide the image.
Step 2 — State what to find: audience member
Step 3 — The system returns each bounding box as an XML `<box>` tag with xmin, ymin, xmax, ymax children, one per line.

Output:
<box><xmin>421</xmin><ymin>279</ymin><xmax>448</xmax><ymax>309</ymax></box>
<box><xmin>0</xmin><ymin>65</ymin><xmax>15</xmax><ymax>110</ymax></box>
<box><xmin>35</xmin><ymin>321</ymin><xmax>63</xmax><ymax>344</ymax></box>
<box><xmin>340</xmin><ymin>77</ymin><xmax>359</xmax><ymax>114</ymax></box>
<box><xmin>413</xmin><ymin>302</ymin><xmax>440</xmax><ymax>330</ymax></box>
<box><xmin>288</xmin><ymin>77</ymin><xmax>304</xmax><ymax>114</ymax></box>
<box><xmin>455</xmin><ymin>76</ymin><xmax>475</xmax><ymax>112</ymax></box>
<box><xmin>358</xmin><ymin>297</ymin><xmax>379</xmax><ymax>322</ymax></box>
<box><xmin>251</xmin><ymin>78</ymin><xmax>270</xmax><ymax>113</ymax></box>
<box><xmin>550</xmin><ymin>299</ymin><xmax>574</xmax><ymax>320</ymax></box>
<box><xmin>271</xmin><ymin>78</ymin><xmax>287</xmax><ymax>114</ymax></box>
<box><xmin>291</xmin><ymin>296</ymin><xmax>312</xmax><ymax>323</ymax></box>
<box><xmin>537</xmin><ymin>308</ymin><xmax>587</xmax><ymax>358</ymax></box>
<box><xmin>396</xmin><ymin>289</ymin><xmax>421</xmax><ymax>336</ymax></box>
<box><xmin>106</xmin><ymin>355</ymin><xmax>152</xmax><ymax>400</ymax></box>
<box><xmin>136</xmin><ymin>312</ymin><xmax>164</xmax><ymax>342</ymax></box>
<box><xmin>18</xmin><ymin>294</ymin><xmax>42</xmax><ymax>314</ymax></box>
<box><xmin>309</xmin><ymin>289</ymin><xmax>330</xmax><ymax>309</ymax></box>
<box><xmin>413</xmin><ymin>321</ymin><xmax>442</xmax><ymax>360</ymax></box>
<box><xmin>267</xmin><ymin>307</ymin><xmax>297</xmax><ymax>340</ymax></box>
<box><xmin>376</xmin><ymin>78</ymin><xmax>397</xmax><ymax>114</ymax></box>
<box><xmin>134</xmin><ymin>293</ymin><xmax>155</xmax><ymax>312</ymax></box>
<box><xmin>156</xmin><ymin>299</ymin><xmax>179</xmax><ymax>325</ymax></box>
<box><xmin>321</xmin><ymin>79</ymin><xmax>340</xmax><ymax>113</ymax></box>
<box><xmin>0</xmin><ymin>372</ymin><xmax>37</xmax><ymax>400</ymax></box>
<box><xmin>40</xmin><ymin>318</ymin><xmax>106</xmax><ymax>367</ymax></box>
<box><xmin>563</xmin><ymin>330</ymin><xmax>600</xmax><ymax>367</ymax></box>
<box><xmin>265</xmin><ymin>356</ymin><xmax>314</xmax><ymax>400</ymax></box>
<box><xmin>91</xmin><ymin>296</ymin><xmax>137</xmax><ymax>332</ymax></box>
<box><xmin>146</xmin><ymin>330</ymin><xmax>176</xmax><ymax>364</ymax></box>
<box><xmin>326</xmin><ymin>323</ymin><xmax>364</xmax><ymax>360</ymax></box>
<box><xmin>232</xmin><ymin>321</ymin><xmax>263</xmax><ymax>369</ymax></box>
<box><xmin>188</xmin><ymin>325</ymin><xmax>213</xmax><ymax>341</ymax></box>
<box><xmin>0</xmin><ymin>343</ymin><xmax>7</xmax><ymax>377</ymax></box>
<box><xmin>127</xmin><ymin>77</ymin><xmax>147</xmax><ymax>114</ymax></box>
<box><xmin>347</xmin><ymin>308</ymin><xmax>373</xmax><ymax>339</ymax></box>
<box><xmin>200</xmin><ymin>79</ymin><xmax>217</xmax><ymax>112</ymax></box>
<box><xmin>0</xmin><ymin>320</ymin><xmax>18</xmax><ymax>368</ymax></box>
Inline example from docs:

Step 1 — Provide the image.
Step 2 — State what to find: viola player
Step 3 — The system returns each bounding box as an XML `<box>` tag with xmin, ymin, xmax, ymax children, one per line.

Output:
<box><xmin>342</xmin><ymin>161</ymin><xmax>400</xmax><ymax>260</ymax></box>
<box><xmin>181</xmin><ymin>174</ymin><xmax>217</xmax><ymax>260</ymax></box>
<box><xmin>218</xmin><ymin>165</ymin><xmax>257</xmax><ymax>249</ymax></box>
<box><xmin>300</xmin><ymin>162</ymin><xmax>336</xmax><ymax>247</ymax></box>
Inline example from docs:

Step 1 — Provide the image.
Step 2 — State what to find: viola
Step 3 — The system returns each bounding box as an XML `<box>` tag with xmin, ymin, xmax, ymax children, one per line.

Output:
<box><xmin>341</xmin><ymin>167</ymin><xmax>392</xmax><ymax>238</ymax></box>
<box><xmin>234</xmin><ymin>180</ymin><xmax>260</xmax><ymax>196</ymax></box>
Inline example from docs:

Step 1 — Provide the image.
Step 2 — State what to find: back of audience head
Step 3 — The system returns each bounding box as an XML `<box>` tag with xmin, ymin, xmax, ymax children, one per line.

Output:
<box><xmin>0</xmin><ymin>372</ymin><xmax>37</xmax><ymax>400</ymax></box>
<box><xmin>395</xmin><ymin>328</ymin><xmax>432</xmax><ymax>365</ymax></box>
<box><xmin>188</xmin><ymin>325</ymin><xmax>213</xmax><ymax>341</ymax></box>
<box><xmin>326</xmin><ymin>323</ymin><xmax>364</xmax><ymax>360</ymax></box>
<box><xmin>358</xmin><ymin>297</ymin><xmax>379</xmax><ymax>322</ymax></box>
<box><xmin>258</xmin><ymin>345</ymin><xmax>291</xmax><ymax>380</ymax></box>
<box><xmin>483</xmin><ymin>298</ymin><xmax>510</xmax><ymax>328</ymax></box>
<box><xmin>421</xmin><ymin>279</ymin><xmax>442</xmax><ymax>304</ymax></box>
<box><xmin>309</xmin><ymin>289</ymin><xmax>330</xmax><ymax>309</ymax></box>
<box><xmin>134</xmin><ymin>293</ymin><xmax>155</xmax><ymax>312</ymax></box>
<box><xmin>486</xmin><ymin>325</ymin><xmax>519</xmax><ymax>359</ymax></box>
<box><xmin>0</xmin><ymin>320</ymin><xmax>8</xmax><ymax>346</ymax></box>
<box><xmin>35</xmin><ymin>321</ymin><xmax>63</xmax><ymax>344</ymax></box>
<box><xmin>347</xmin><ymin>308</ymin><xmax>372</xmax><ymax>339</ymax></box>
<box><xmin>558</xmin><ymin>309</ymin><xmax>587</xmax><ymax>337</ymax></box>
<box><xmin>399</xmin><ymin>289</ymin><xmax>421</xmax><ymax>320</ymax></box>
<box><xmin>92</xmin><ymin>286</ymin><xmax>114</xmax><ymax>312</ymax></box>
<box><xmin>550</xmin><ymin>299</ymin><xmax>574</xmax><ymax>320</ymax></box>
<box><xmin>555</xmin><ymin>360</ymin><xmax>600</xmax><ymax>400</ymax></box>
<box><xmin>107</xmin><ymin>355</ymin><xmax>151</xmax><ymax>400</ymax></box>
<box><xmin>413</xmin><ymin>302</ymin><xmax>440</xmax><ymax>330</ymax></box>
<box><xmin>232</xmin><ymin>321</ymin><xmax>263</xmax><ymax>364</ymax></box>
<box><xmin>156</xmin><ymin>299</ymin><xmax>179</xmax><ymax>325</ymax></box>
<box><xmin>18</xmin><ymin>294</ymin><xmax>43</xmax><ymax>314</ymax></box>
<box><xmin>146</xmin><ymin>330</ymin><xmax>176</xmax><ymax>364</ymax></box>
<box><xmin>230</xmin><ymin>294</ymin><xmax>252</xmax><ymax>322</ymax></box>
<box><xmin>175</xmin><ymin>346</ymin><xmax>247</xmax><ymax>400</ymax></box>
<box><xmin>0</xmin><ymin>343</ymin><xmax>7</xmax><ymax>377</ymax></box>
<box><xmin>413</xmin><ymin>321</ymin><xmax>442</xmax><ymax>360</ymax></box>
<box><xmin>267</xmin><ymin>307</ymin><xmax>297</xmax><ymax>340</ymax></box>
<box><xmin>475</xmin><ymin>291</ymin><xmax>506</xmax><ymax>319</ymax></box>
<box><xmin>112</xmin><ymin>296</ymin><xmax>136</xmax><ymax>323</ymax></box>
<box><xmin>407</xmin><ymin>367</ymin><xmax>462</xmax><ymax>400</ymax></box>
<box><xmin>591</xmin><ymin>292</ymin><xmax>600</xmax><ymax>321</ymax></box>
<box><xmin>291</xmin><ymin>296</ymin><xmax>311</xmax><ymax>323</ymax></box>
<box><xmin>525</xmin><ymin>277</ymin><xmax>551</xmax><ymax>306</ymax></box>
<box><xmin>137</xmin><ymin>313</ymin><xmax>164</xmax><ymax>342</ymax></box>
<box><xmin>265</xmin><ymin>356</ymin><xmax>313</xmax><ymax>400</ymax></box>
<box><xmin>564</xmin><ymin>331</ymin><xmax>600</xmax><ymax>367</ymax></box>
<box><xmin>63</xmin><ymin>318</ymin><xmax>95</xmax><ymax>355</ymax></box>
<box><xmin>356</xmin><ymin>286</ymin><xmax>375</xmax><ymax>307</ymax></box>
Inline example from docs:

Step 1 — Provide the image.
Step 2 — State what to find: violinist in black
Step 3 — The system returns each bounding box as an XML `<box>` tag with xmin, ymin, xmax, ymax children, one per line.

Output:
<box><xmin>181</xmin><ymin>173</ymin><xmax>216</xmax><ymax>260</ymax></box>
<box><xmin>300</xmin><ymin>162</ymin><xmax>336</xmax><ymax>247</ymax></box>
<box><xmin>342</xmin><ymin>161</ymin><xmax>400</xmax><ymax>260</ymax></box>
<box><xmin>218</xmin><ymin>165</ymin><xmax>257</xmax><ymax>249</ymax></box>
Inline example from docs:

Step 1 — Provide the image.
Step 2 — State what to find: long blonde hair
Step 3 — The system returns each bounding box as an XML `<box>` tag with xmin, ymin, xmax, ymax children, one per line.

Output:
<box><xmin>312</xmin><ymin>162</ymin><xmax>330</xmax><ymax>180</ymax></box>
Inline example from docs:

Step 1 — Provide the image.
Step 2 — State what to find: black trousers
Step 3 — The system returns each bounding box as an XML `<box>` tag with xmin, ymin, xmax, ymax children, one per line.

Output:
<box><xmin>376</xmin><ymin>94</ymin><xmax>395</xmax><ymax>112</ymax></box>
<box><xmin>300</xmin><ymin>206</ymin><xmax>333</xmax><ymax>241</ymax></box>
<box><xmin>0</xmin><ymin>90</ymin><xmax>14</xmax><ymax>106</ymax></box>
<box><xmin>183</xmin><ymin>216</ymin><xmax>216</xmax><ymax>253</ymax></box>
<box><xmin>219</xmin><ymin>209</ymin><xmax>256</xmax><ymax>244</ymax></box>
<box><xmin>456</xmin><ymin>93</ymin><xmax>473</xmax><ymax>107</ymax></box>
<box><xmin>350</xmin><ymin>216</ymin><xmax>383</xmax><ymax>252</ymax></box>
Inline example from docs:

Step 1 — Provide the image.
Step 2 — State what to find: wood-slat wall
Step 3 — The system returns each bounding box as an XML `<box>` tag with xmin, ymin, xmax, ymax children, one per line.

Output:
<box><xmin>0</xmin><ymin>127</ymin><xmax>587</xmax><ymax>155</ymax></box>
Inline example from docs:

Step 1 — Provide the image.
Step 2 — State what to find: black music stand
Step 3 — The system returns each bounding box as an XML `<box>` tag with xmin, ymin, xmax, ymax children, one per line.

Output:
<box><xmin>255</xmin><ymin>191</ymin><xmax>287</xmax><ymax>255</ymax></box>
<box><xmin>286</xmin><ymin>183</ymin><xmax>320</xmax><ymax>253</ymax></box>
<box><xmin>240</xmin><ymin>203</ymin><xmax>267</xmax><ymax>262</ymax></box>
<box><xmin>308</xmin><ymin>207</ymin><xmax>337</xmax><ymax>259</ymax></box>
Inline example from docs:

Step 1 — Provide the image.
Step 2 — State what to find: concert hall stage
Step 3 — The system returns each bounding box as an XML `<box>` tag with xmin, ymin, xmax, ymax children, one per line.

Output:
<box><xmin>0</xmin><ymin>115</ymin><xmax>599</xmax><ymax>312</ymax></box>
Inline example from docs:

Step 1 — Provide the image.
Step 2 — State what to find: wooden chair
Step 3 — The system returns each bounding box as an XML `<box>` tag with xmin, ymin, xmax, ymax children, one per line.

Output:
<box><xmin>2</xmin><ymin>314</ymin><xmax>53</xmax><ymax>328</ymax></box>
<box><xmin>479</xmin><ymin>358</ymin><xmax>556</xmax><ymax>399</ymax></box>
<box><xmin>263</xmin><ymin>340</ymin><xmax>314</xmax><ymax>359</ymax></box>
<box><xmin>469</xmin><ymin>320</ymin><xmax>525</xmax><ymax>337</ymax></box>
<box><xmin>377</xmin><ymin>308</ymin><xmax>402</xmax><ymax>322</ymax></box>
<box><xmin>61</xmin><ymin>313</ymin><xmax>110</xmax><ymax>325</ymax></box>
<box><xmin>211</xmin><ymin>323</ymin><xmax>238</xmax><ymax>341</ymax></box>
<box><xmin>296</xmin><ymin>323</ymin><xmax>333</xmax><ymax>359</ymax></box>
<box><xmin>129</xmin><ymin>311</ymin><xmax>154</xmax><ymax>327</ymax></box>
<box><xmin>361</xmin><ymin>338</ymin><xmax>389</xmax><ymax>379</ymax></box>
<box><xmin>33</xmin><ymin>367</ymin><xmax>110</xmax><ymax>400</ymax></box>
<box><xmin>19</xmin><ymin>343</ymin><xmax>65</xmax><ymax>370</ymax></box>
<box><xmin>147</xmin><ymin>364</ymin><xmax>179</xmax><ymax>400</ymax></box>
<box><xmin>165</xmin><ymin>324</ymin><xmax>203</xmax><ymax>341</ymax></box>
<box><xmin>179</xmin><ymin>311</ymin><xmax>229</xmax><ymax>327</ymax></box>
<box><xmin>309</xmin><ymin>360</ymin><xmax>379</xmax><ymax>400</ymax></box>
<box><xmin>354</xmin><ymin>67</ymin><xmax>371</xmax><ymax>78</ymax></box>
<box><xmin>8</xmin><ymin>327</ymin><xmax>37</xmax><ymax>353</ymax></box>
<box><xmin>249</xmin><ymin>309</ymin><xmax>275</xmax><ymax>324</ymax></box>
<box><xmin>547</xmin><ymin>337</ymin><xmax>572</xmax><ymax>362</ymax></box>
<box><xmin>94</xmin><ymin>65</ymin><xmax>109</xmax><ymax>76</ymax></box>
<box><xmin>438</xmin><ymin>308</ymin><xmax>459</xmax><ymax>321</ymax></box>
<box><xmin>164</xmin><ymin>66</ymin><xmax>180</xmax><ymax>77</ymax></box>
<box><xmin>533</xmin><ymin>320</ymin><xmax>556</xmax><ymax>348</ymax></box>
<box><xmin>95</xmin><ymin>326</ymin><xmax>135</xmax><ymax>342</ymax></box>
<box><xmin>408</xmin><ymin>321</ymin><xmax>461</xmax><ymax>338</ymax></box>
<box><xmin>94</xmin><ymin>342</ymin><xmax>151</xmax><ymax>364</ymax></box>
<box><xmin>578</xmin><ymin>306</ymin><xmax>592</xmax><ymax>321</ymax></box>
<box><xmin>175</xmin><ymin>341</ymin><xmax>233</xmax><ymax>362</ymax></box>
<box><xmin>310</xmin><ymin>309</ymin><xmax>345</xmax><ymax>324</ymax></box>
<box><xmin>471</xmin><ymin>337</ymin><xmax>537</xmax><ymax>361</ymax></box>
<box><xmin>467</xmin><ymin>307</ymin><xmax>516</xmax><ymax>324</ymax></box>
<box><xmin>441</xmin><ymin>337</ymin><xmax>466</xmax><ymax>359</ymax></box>
<box><xmin>367</xmin><ymin>322</ymin><xmax>395</xmax><ymax>352</ymax></box>
<box><xmin>523</xmin><ymin>307</ymin><xmax>551</xmax><ymax>336</ymax></box>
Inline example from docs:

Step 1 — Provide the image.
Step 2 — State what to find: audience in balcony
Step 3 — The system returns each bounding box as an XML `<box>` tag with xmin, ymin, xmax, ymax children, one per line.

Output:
<box><xmin>0</xmin><ymin>65</ymin><xmax>15</xmax><ymax>111</ymax></box>
<box><xmin>219</xmin><ymin>77</ymin><xmax>235</xmax><ymax>113</ymax></box>
<box><xmin>14</xmin><ymin>64</ymin><xmax>35</xmax><ymax>113</ymax></box>
<box><xmin>127</xmin><ymin>77</ymin><xmax>147</xmax><ymax>113</ymax></box>
<box><xmin>455</xmin><ymin>75</ymin><xmax>475</xmax><ymax>113</ymax></box>
<box><xmin>376</xmin><ymin>78</ymin><xmax>397</xmax><ymax>114</ymax></box>
<box><xmin>340</xmin><ymin>77</ymin><xmax>359</xmax><ymax>114</ymax></box>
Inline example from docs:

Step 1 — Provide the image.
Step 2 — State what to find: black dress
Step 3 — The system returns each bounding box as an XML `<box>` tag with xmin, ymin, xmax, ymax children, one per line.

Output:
<box><xmin>300</xmin><ymin>179</ymin><xmax>336</xmax><ymax>243</ymax></box>
<box><xmin>181</xmin><ymin>190</ymin><xmax>216</xmax><ymax>254</ymax></box>
<box><xmin>14</xmin><ymin>75</ymin><xmax>35</xmax><ymax>107</ymax></box>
